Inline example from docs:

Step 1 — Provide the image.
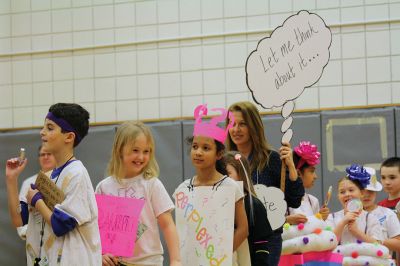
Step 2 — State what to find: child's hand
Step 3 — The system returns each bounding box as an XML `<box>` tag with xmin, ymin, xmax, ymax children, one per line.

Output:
<box><xmin>102</xmin><ymin>254</ymin><xmax>118</xmax><ymax>266</ymax></box>
<box><xmin>286</xmin><ymin>214</ymin><xmax>308</xmax><ymax>225</ymax></box>
<box><xmin>343</xmin><ymin>211</ymin><xmax>358</xmax><ymax>224</ymax></box>
<box><xmin>347</xmin><ymin>221</ymin><xmax>362</xmax><ymax>238</ymax></box>
<box><xmin>279</xmin><ymin>142</ymin><xmax>295</xmax><ymax>168</ymax></box>
<box><xmin>27</xmin><ymin>184</ymin><xmax>43</xmax><ymax>208</ymax></box>
<box><xmin>5</xmin><ymin>158</ymin><xmax>27</xmax><ymax>181</ymax></box>
<box><xmin>319</xmin><ymin>206</ymin><xmax>330</xmax><ymax>220</ymax></box>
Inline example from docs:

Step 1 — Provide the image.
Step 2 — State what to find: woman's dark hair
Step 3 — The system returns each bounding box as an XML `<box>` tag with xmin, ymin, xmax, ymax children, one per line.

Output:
<box><xmin>49</xmin><ymin>103</ymin><xmax>90</xmax><ymax>147</ymax></box>
<box><xmin>186</xmin><ymin>136</ymin><xmax>227</xmax><ymax>175</ymax></box>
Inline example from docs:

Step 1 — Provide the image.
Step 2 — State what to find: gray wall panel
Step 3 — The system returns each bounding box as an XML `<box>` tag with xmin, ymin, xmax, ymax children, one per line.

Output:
<box><xmin>321</xmin><ymin>108</ymin><xmax>396</xmax><ymax>212</ymax></box>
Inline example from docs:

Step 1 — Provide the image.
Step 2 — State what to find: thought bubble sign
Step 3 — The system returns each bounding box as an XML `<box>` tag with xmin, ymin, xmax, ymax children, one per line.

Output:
<box><xmin>254</xmin><ymin>184</ymin><xmax>287</xmax><ymax>230</ymax></box>
<box><xmin>246</xmin><ymin>10</ymin><xmax>331</xmax><ymax>110</ymax></box>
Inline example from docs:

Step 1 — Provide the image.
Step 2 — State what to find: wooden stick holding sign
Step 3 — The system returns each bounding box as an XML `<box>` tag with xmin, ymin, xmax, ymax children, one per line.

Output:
<box><xmin>35</xmin><ymin>171</ymin><xmax>65</xmax><ymax>211</ymax></box>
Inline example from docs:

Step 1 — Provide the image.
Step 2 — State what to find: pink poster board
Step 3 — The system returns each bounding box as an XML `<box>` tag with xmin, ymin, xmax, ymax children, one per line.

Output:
<box><xmin>96</xmin><ymin>194</ymin><xmax>145</xmax><ymax>257</ymax></box>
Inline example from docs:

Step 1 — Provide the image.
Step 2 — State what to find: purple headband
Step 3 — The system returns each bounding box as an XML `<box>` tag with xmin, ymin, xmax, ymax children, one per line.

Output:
<box><xmin>46</xmin><ymin>112</ymin><xmax>81</xmax><ymax>143</ymax></box>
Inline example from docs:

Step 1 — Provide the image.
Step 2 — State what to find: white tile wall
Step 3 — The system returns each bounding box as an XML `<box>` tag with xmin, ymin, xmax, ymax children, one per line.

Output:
<box><xmin>0</xmin><ymin>85</ymin><xmax>12</xmax><ymax>108</ymax></box>
<box><xmin>319</xmin><ymin>85</ymin><xmax>343</xmax><ymax>107</ymax></box>
<box><xmin>137</xmin><ymin>74</ymin><xmax>159</xmax><ymax>99</ymax></box>
<box><xmin>73</xmin><ymin>7</ymin><xmax>93</xmax><ymax>31</ymax></box>
<box><xmin>202</xmin><ymin>0</ymin><xmax>223</xmax><ymax>19</ymax></box>
<box><xmin>32</xmin><ymin>11</ymin><xmax>51</xmax><ymax>35</ymax></box>
<box><xmin>0</xmin><ymin>61</ymin><xmax>11</xmax><ymax>85</ymax></box>
<box><xmin>74</xmin><ymin>79</ymin><xmax>95</xmax><ymax>103</ymax></box>
<box><xmin>95</xmin><ymin>77</ymin><xmax>115</xmax><ymax>101</ymax></box>
<box><xmin>0</xmin><ymin>0</ymin><xmax>398</xmax><ymax>129</ymax></box>
<box><xmin>52</xmin><ymin>9</ymin><xmax>72</xmax><ymax>33</ymax></box>
<box><xmin>116</xmin><ymin>76</ymin><xmax>137</xmax><ymax>100</ymax></box>
<box><xmin>116</xmin><ymin>100</ymin><xmax>138</xmax><ymax>121</ymax></box>
<box><xmin>159</xmin><ymin>73</ymin><xmax>180</xmax><ymax>97</ymax></box>
<box><xmin>53</xmin><ymin>80</ymin><xmax>74</xmax><ymax>102</ymax></box>
<box><xmin>0</xmin><ymin>109</ymin><xmax>13</xmax><ymax>128</ymax></box>
<box><xmin>367</xmin><ymin>57</ymin><xmax>391</xmax><ymax>83</ymax></box>
<box><xmin>368</xmin><ymin>83</ymin><xmax>392</xmax><ymax>104</ymax></box>
<box><xmin>53</xmin><ymin>56</ymin><xmax>73</xmax><ymax>80</ymax></box>
<box><xmin>95</xmin><ymin>101</ymin><xmax>116</xmax><ymax>122</ymax></box>
<box><xmin>138</xmin><ymin>98</ymin><xmax>159</xmax><ymax>119</ymax></box>
<box><xmin>159</xmin><ymin>97</ymin><xmax>181</xmax><ymax>118</ymax></box>
<box><xmin>13</xmin><ymin>107</ymin><xmax>33</xmax><ymax>127</ymax></box>
<box><xmin>32</xmin><ymin>57</ymin><xmax>52</xmax><ymax>82</ymax></box>
<box><xmin>73</xmin><ymin>54</ymin><xmax>94</xmax><ymax>79</ymax></box>
<box><xmin>203</xmin><ymin>69</ymin><xmax>225</xmax><ymax>94</ymax></box>
<box><xmin>342</xmin><ymin>59</ymin><xmax>366</xmax><ymax>84</ymax></box>
<box><xmin>181</xmin><ymin>71</ymin><xmax>203</xmax><ymax>95</ymax></box>
<box><xmin>158</xmin><ymin>0</ymin><xmax>179</xmax><ymax>24</ymax></box>
<box><xmin>115</xmin><ymin>3</ymin><xmax>135</xmax><ymax>28</ymax></box>
<box><xmin>33</xmin><ymin>82</ymin><xmax>53</xmax><ymax>106</ymax></box>
<box><xmin>136</xmin><ymin>1</ymin><xmax>157</xmax><ymax>26</ymax></box>
<box><xmin>343</xmin><ymin>84</ymin><xmax>367</xmax><ymax>106</ymax></box>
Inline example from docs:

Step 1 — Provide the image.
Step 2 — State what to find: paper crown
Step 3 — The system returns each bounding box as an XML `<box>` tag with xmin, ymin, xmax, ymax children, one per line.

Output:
<box><xmin>193</xmin><ymin>104</ymin><xmax>234</xmax><ymax>143</ymax></box>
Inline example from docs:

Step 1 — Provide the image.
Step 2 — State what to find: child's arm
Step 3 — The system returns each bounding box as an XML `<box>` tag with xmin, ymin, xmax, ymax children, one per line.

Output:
<box><xmin>27</xmin><ymin>188</ymin><xmax>52</xmax><ymax>225</ymax></box>
<box><xmin>233</xmin><ymin>199</ymin><xmax>249</xmax><ymax>251</ymax></box>
<box><xmin>286</xmin><ymin>213</ymin><xmax>308</xmax><ymax>225</ymax></box>
<box><xmin>5</xmin><ymin>158</ymin><xmax>28</xmax><ymax>227</ymax></box>
<box><xmin>333</xmin><ymin>211</ymin><xmax>358</xmax><ymax>241</ymax></box>
<box><xmin>382</xmin><ymin>236</ymin><xmax>400</xmax><ymax>252</ymax></box>
<box><xmin>158</xmin><ymin>210</ymin><xmax>181</xmax><ymax>266</ymax></box>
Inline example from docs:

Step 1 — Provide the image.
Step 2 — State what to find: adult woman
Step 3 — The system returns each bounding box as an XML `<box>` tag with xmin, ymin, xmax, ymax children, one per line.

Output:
<box><xmin>226</xmin><ymin>101</ymin><xmax>304</xmax><ymax>265</ymax></box>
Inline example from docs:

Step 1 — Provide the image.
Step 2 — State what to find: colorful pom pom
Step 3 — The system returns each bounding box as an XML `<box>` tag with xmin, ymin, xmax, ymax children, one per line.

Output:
<box><xmin>297</xmin><ymin>223</ymin><xmax>304</xmax><ymax>230</ymax></box>
<box><xmin>283</xmin><ymin>223</ymin><xmax>290</xmax><ymax>230</ymax></box>
<box><xmin>351</xmin><ymin>251</ymin><xmax>358</xmax><ymax>258</ymax></box>
<box><xmin>303</xmin><ymin>237</ymin><xmax>309</xmax><ymax>244</ymax></box>
<box><xmin>377</xmin><ymin>250</ymin><xmax>383</xmax><ymax>257</ymax></box>
<box><xmin>315</xmin><ymin>213</ymin><xmax>322</xmax><ymax>220</ymax></box>
<box><xmin>357</xmin><ymin>239</ymin><xmax>362</xmax><ymax>244</ymax></box>
<box><xmin>325</xmin><ymin>226</ymin><xmax>332</xmax><ymax>231</ymax></box>
<box><xmin>313</xmin><ymin>228</ymin><xmax>322</xmax><ymax>234</ymax></box>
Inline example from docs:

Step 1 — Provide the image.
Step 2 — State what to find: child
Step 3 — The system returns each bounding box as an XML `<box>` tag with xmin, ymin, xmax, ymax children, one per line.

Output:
<box><xmin>327</xmin><ymin>164</ymin><xmax>383</xmax><ymax>244</ymax></box>
<box><xmin>5</xmin><ymin>103</ymin><xmax>101</xmax><ymax>265</ymax></box>
<box><xmin>286</xmin><ymin>141</ymin><xmax>330</xmax><ymax>224</ymax></box>
<box><xmin>17</xmin><ymin>145</ymin><xmax>56</xmax><ymax>240</ymax></box>
<box><xmin>175</xmin><ymin>104</ymin><xmax>248</xmax><ymax>265</ymax></box>
<box><xmin>95</xmin><ymin>121</ymin><xmax>181</xmax><ymax>266</ymax></box>
<box><xmin>224</xmin><ymin>151</ymin><xmax>273</xmax><ymax>266</ymax></box>
<box><xmin>362</xmin><ymin>167</ymin><xmax>400</xmax><ymax>254</ymax></box>
<box><xmin>378</xmin><ymin>157</ymin><xmax>400</xmax><ymax>210</ymax></box>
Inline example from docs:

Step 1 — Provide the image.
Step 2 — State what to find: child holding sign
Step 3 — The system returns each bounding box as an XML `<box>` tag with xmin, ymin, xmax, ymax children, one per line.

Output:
<box><xmin>174</xmin><ymin>104</ymin><xmax>248</xmax><ymax>266</ymax></box>
<box><xmin>224</xmin><ymin>151</ymin><xmax>273</xmax><ymax>266</ymax></box>
<box><xmin>327</xmin><ymin>164</ymin><xmax>382</xmax><ymax>244</ymax></box>
<box><xmin>5</xmin><ymin>103</ymin><xmax>101</xmax><ymax>265</ymax></box>
<box><xmin>286</xmin><ymin>141</ymin><xmax>330</xmax><ymax>224</ymax></box>
<box><xmin>95</xmin><ymin>121</ymin><xmax>181</xmax><ymax>266</ymax></box>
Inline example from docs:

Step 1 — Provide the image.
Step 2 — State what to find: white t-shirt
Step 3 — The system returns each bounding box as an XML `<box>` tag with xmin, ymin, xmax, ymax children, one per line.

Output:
<box><xmin>96</xmin><ymin>174</ymin><xmax>174</xmax><ymax>266</ymax></box>
<box><xmin>369</xmin><ymin>206</ymin><xmax>400</xmax><ymax>240</ymax></box>
<box><xmin>288</xmin><ymin>193</ymin><xmax>320</xmax><ymax>216</ymax></box>
<box><xmin>25</xmin><ymin>160</ymin><xmax>101</xmax><ymax>266</ymax></box>
<box><xmin>327</xmin><ymin>209</ymin><xmax>383</xmax><ymax>244</ymax></box>
<box><xmin>18</xmin><ymin>174</ymin><xmax>38</xmax><ymax>240</ymax></box>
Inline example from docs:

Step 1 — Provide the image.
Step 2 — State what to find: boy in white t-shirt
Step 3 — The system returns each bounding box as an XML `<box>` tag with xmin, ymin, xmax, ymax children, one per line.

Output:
<box><xmin>362</xmin><ymin>167</ymin><xmax>400</xmax><ymax>254</ymax></box>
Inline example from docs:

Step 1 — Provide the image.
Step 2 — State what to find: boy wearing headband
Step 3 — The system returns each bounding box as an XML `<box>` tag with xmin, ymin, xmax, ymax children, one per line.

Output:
<box><xmin>5</xmin><ymin>103</ymin><xmax>101</xmax><ymax>266</ymax></box>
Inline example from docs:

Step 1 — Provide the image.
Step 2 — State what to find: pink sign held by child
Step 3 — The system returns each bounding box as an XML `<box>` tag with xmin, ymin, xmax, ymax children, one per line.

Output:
<box><xmin>96</xmin><ymin>194</ymin><xmax>145</xmax><ymax>257</ymax></box>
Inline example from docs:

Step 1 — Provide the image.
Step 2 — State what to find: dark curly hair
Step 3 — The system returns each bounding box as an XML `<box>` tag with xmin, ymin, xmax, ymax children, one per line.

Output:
<box><xmin>49</xmin><ymin>103</ymin><xmax>90</xmax><ymax>147</ymax></box>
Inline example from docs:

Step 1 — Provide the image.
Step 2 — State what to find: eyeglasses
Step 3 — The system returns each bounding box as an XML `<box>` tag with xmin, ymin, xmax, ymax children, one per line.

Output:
<box><xmin>39</xmin><ymin>153</ymin><xmax>52</xmax><ymax>157</ymax></box>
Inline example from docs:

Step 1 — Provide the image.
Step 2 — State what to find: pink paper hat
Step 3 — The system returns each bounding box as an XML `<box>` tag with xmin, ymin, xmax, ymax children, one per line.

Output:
<box><xmin>193</xmin><ymin>104</ymin><xmax>234</xmax><ymax>143</ymax></box>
